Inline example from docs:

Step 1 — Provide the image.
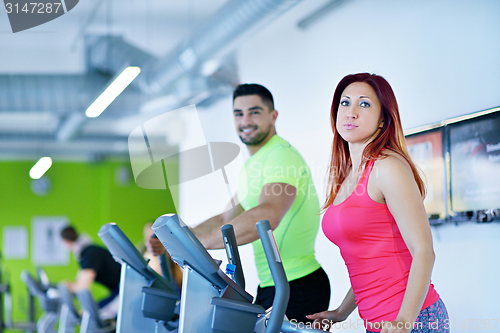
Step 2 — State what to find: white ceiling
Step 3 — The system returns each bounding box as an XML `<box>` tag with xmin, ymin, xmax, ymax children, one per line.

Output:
<box><xmin>0</xmin><ymin>0</ymin><xmax>229</xmax><ymax>73</ymax></box>
<box><xmin>0</xmin><ymin>0</ymin><xmax>234</xmax><ymax>160</ymax></box>
<box><xmin>0</xmin><ymin>0</ymin><xmax>343</xmax><ymax>160</ymax></box>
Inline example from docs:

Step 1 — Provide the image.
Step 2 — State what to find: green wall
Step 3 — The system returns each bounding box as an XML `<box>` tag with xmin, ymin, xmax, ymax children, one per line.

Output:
<box><xmin>0</xmin><ymin>159</ymin><xmax>177</xmax><ymax>328</ymax></box>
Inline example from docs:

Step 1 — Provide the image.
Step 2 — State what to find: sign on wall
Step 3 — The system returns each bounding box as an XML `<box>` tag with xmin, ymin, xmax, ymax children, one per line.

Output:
<box><xmin>31</xmin><ymin>216</ymin><xmax>69</xmax><ymax>266</ymax></box>
<box><xmin>2</xmin><ymin>226</ymin><xmax>28</xmax><ymax>259</ymax></box>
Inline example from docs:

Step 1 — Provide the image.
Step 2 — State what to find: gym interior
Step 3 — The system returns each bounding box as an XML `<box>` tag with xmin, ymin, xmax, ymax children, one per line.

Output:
<box><xmin>0</xmin><ymin>0</ymin><xmax>499</xmax><ymax>332</ymax></box>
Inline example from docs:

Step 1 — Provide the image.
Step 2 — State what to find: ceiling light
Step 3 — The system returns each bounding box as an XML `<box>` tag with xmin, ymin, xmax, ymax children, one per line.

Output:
<box><xmin>29</xmin><ymin>157</ymin><xmax>52</xmax><ymax>179</ymax></box>
<box><xmin>85</xmin><ymin>66</ymin><xmax>141</xmax><ymax>118</ymax></box>
<box><xmin>201</xmin><ymin>59</ymin><xmax>221</xmax><ymax>76</ymax></box>
<box><xmin>178</xmin><ymin>48</ymin><xmax>197</xmax><ymax>71</ymax></box>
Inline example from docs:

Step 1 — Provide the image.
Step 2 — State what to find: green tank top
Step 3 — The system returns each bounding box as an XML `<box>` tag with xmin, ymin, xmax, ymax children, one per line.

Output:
<box><xmin>237</xmin><ymin>135</ymin><xmax>320</xmax><ymax>287</ymax></box>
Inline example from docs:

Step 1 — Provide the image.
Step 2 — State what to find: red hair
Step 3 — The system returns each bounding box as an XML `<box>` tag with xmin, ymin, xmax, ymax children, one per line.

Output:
<box><xmin>323</xmin><ymin>73</ymin><xmax>425</xmax><ymax>211</ymax></box>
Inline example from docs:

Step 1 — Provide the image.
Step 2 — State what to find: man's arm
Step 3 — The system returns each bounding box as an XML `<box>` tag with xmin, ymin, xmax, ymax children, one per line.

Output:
<box><xmin>196</xmin><ymin>183</ymin><xmax>296</xmax><ymax>249</ymax></box>
<box><xmin>65</xmin><ymin>269</ymin><xmax>96</xmax><ymax>292</ymax></box>
<box><xmin>193</xmin><ymin>195</ymin><xmax>245</xmax><ymax>236</ymax></box>
<box><xmin>146</xmin><ymin>194</ymin><xmax>244</xmax><ymax>255</ymax></box>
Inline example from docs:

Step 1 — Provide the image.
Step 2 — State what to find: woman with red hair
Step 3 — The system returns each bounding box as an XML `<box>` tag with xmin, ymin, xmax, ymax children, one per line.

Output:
<box><xmin>307</xmin><ymin>73</ymin><xmax>449</xmax><ymax>333</ymax></box>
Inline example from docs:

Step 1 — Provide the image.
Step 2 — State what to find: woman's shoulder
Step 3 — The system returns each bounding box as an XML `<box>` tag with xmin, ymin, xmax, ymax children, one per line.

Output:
<box><xmin>372</xmin><ymin>150</ymin><xmax>413</xmax><ymax>182</ymax></box>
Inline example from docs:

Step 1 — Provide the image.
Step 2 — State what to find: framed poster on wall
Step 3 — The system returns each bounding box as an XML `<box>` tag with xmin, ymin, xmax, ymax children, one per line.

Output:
<box><xmin>31</xmin><ymin>216</ymin><xmax>70</xmax><ymax>266</ymax></box>
<box><xmin>2</xmin><ymin>226</ymin><xmax>28</xmax><ymax>259</ymax></box>
<box><xmin>406</xmin><ymin>129</ymin><xmax>446</xmax><ymax>221</ymax></box>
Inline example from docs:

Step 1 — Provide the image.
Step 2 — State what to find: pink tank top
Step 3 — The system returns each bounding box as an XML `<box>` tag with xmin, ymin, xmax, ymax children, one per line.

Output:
<box><xmin>322</xmin><ymin>160</ymin><xmax>439</xmax><ymax>329</ymax></box>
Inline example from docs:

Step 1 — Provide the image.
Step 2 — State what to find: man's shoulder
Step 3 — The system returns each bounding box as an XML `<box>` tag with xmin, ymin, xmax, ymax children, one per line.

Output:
<box><xmin>82</xmin><ymin>244</ymin><xmax>103</xmax><ymax>251</ymax></box>
<box><xmin>81</xmin><ymin>244</ymin><xmax>109</xmax><ymax>257</ymax></box>
<box><xmin>264</xmin><ymin>137</ymin><xmax>307</xmax><ymax>167</ymax></box>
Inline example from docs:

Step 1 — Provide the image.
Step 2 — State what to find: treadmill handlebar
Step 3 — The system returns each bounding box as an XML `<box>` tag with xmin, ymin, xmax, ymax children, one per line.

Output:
<box><xmin>221</xmin><ymin>224</ymin><xmax>245</xmax><ymax>289</ymax></box>
<box><xmin>256</xmin><ymin>220</ymin><xmax>290</xmax><ymax>333</ymax></box>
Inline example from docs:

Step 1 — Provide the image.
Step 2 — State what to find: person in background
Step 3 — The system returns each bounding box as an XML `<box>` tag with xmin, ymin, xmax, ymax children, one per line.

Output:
<box><xmin>60</xmin><ymin>225</ymin><xmax>121</xmax><ymax>319</ymax></box>
<box><xmin>148</xmin><ymin>83</ymin><xmax>330</xmax><ymax>323</ymax></box>
<box><xmin>307</xmin><ymin>73</ymin><xmax>449</xmax><ymax>333</ymax></box>
<box><xmin>139</xmin><ymin>221</ymin><xmax>183</xmax><ymax>289</ymax></box>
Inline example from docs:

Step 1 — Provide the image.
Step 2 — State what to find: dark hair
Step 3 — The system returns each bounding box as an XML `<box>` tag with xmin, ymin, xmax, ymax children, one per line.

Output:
<box><xmin>323</xmin><ymin>73</ymin><xmax>425</xmax><ymax>210</ymax></box>
<box><xmin>60</xmin><ymin>225</ymin><xmax>78</xmax><ymax>242</ymax></box>
<box><xmin>233</xmin><ymin>83</ymin><xmax>274</xmax><ymax>110</ymax></box>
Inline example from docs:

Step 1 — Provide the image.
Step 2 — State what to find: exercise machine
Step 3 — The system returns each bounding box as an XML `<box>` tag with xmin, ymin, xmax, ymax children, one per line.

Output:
<box><xmin>98</xmin><ymin>223</ymin><xmax>180</xmax><ymax>333</ymax></box>
<box><xmin>56</xmin><ymin>283</ymin><xmax>81</xmax><ymax>333</ymax></box>
<box><xmin>75</xmin><ymin>289</ymin><xmax>115</xmax><ymax>333</ymax></box>
<box><xmin>55</xmin><ymin>277</ymin><xmax>115</xmax><ymax>333</ymax></box>
<box><xmin>152</xmin><ymin>213</ymin><xmax>324</xmax><ymax>333</ymax></box>
<box><xmin>0</xmin><ymin>253</ymin><xmax>37</xmax><ymax>333</ymax></box>
<box><xmin>20</xmin><ymin>270</ymin><xmax>60</xmax><ymax>333</ymax></box>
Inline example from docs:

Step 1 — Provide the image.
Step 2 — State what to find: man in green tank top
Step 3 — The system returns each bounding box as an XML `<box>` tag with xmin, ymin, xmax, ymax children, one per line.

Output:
<box><xmin>149</xmin><ymin>84</ymin><xmax>330</xmax><ymax>323</ymax></box>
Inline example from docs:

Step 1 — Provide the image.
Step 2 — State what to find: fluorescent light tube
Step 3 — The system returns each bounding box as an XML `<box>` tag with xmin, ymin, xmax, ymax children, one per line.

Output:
<box><xmin>85</xmin><ymin>66</ymin><xmax>141</xmax><ymax>118</ymax></box>
<box><xmin>29</xmin><ymin>157</ymin><xmax>52</xmax><ymax>179</ymax></box>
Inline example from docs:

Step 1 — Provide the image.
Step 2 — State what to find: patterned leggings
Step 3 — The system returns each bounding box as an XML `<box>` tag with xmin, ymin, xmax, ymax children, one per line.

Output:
<box><xmin>366</xmin><ymin>298</ymin><xmax>450</xmax><ymax>333</ymax></box>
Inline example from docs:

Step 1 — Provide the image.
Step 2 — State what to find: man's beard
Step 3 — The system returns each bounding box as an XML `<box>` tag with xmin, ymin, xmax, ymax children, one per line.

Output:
<box><xmin>238</xmin><ymin>126</ymin><xmax>270</xmax><ymax>146</ymax></box>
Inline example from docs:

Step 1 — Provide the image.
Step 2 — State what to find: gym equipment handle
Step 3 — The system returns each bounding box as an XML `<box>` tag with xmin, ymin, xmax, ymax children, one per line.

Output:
<box><xmin>221</xmin><ymin>224</ymin><xmax>245</xmax><ymax>289</ymax></box>
<box><xmin>256</xmin><ymin>220</ymin><xmax>290</xmax><ymax>333</ymax></box>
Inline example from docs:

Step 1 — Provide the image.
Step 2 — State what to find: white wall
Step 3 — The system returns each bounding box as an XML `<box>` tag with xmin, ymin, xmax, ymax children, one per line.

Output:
<box><xmin>179</xmin><ymin>0</ymin><xmax>500</xmax><ymax>331</ymax></box>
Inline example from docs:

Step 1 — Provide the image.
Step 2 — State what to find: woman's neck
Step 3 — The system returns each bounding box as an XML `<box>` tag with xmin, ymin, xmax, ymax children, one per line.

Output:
<box><xmin>348</xmin><ymin>142</ymin><xmax>366</xmax><ymax>171</ymax></box>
